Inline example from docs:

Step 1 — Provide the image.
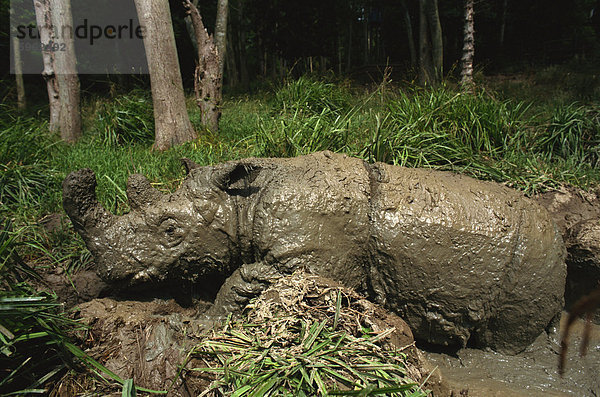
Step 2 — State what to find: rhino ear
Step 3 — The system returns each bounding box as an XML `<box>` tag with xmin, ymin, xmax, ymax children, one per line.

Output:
<box><xmin>127</xmin><ymin>174</ymin><xmax>163</xmax><ymax>210</ymax></box>
<box><xmin>181</xmin><ymin>158</ymin><xmax>199</xmax><ymax>175</ymax></box>
<box><xmin>210</xmin><ymin>163</ymin><xmax>262</xmax><ymax>191</ymax></box>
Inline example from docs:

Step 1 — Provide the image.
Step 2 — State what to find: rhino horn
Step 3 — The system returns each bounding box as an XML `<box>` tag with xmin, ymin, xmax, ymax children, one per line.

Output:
<box><xmin>127</xmin><ymin>173</ymin><xmax>163</xmax><ymax>210</ymax></box>
<box><xmin>63</xmin><ymin>169</ymin><xmax>114</xmax><ymax>232</ymax></box>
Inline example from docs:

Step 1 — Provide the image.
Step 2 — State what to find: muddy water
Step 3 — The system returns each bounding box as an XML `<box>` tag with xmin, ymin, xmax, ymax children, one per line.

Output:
<box><xmin>423</xmin><ymin>312</ymin><xmax>600</xmax><ymax>396</ymax></box>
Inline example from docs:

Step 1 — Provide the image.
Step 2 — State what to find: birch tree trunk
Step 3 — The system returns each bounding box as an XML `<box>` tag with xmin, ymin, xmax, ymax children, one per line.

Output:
<box><xmin>184</xmin><ymin>0</ymin><xmax>222</xmax><ymax>133</ymax></box>
<box><xmin>134</xmin><ymin>0</ymin><xmax>196</xmax><ymax>150</ymax></box>
<box><xmin>460</xmin><ymin>0</ymin><xmax>475</xmax><ymax>88</ymax></box>
<box><xmin>33</xmin><ymin>0</ymin><xmax>60</xmax><ymax>131</ymax></box>
<box><xmin>11</xmin><ymin>27</ymin><xmax>26</xmax><ymax>110</ymax></box>
<box><xmin>214</xmin><ymin>0</ymin><xmax>229</xmax><ymax>79</ymax></box>
<box><xmin>49</xmin><ymin>0</ymin><xmax>81</xmax><ymax>143</ymax></box>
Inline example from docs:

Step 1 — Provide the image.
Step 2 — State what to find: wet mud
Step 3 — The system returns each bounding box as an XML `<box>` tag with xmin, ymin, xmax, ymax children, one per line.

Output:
<box><xmin>62</xmin><ymin>151</ymin><xmax>566</xmax><ymax>353</ymax></box>
<box><xmin>425</xmin><ymin>312</ymin><xmax>600</xmax><ymax>396</ymax></box>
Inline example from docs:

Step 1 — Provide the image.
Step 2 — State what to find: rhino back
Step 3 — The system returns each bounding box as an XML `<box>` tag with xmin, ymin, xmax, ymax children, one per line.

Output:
<box><xmin>367</xmin><ymin>162</ymin><xmax>566</xmax><ymax>352</ymax></box>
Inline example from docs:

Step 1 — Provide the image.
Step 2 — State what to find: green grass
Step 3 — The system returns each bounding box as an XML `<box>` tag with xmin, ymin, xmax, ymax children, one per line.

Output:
<box><xmin>185</xmin><ymin>273</ymin><xmax>428</xmax><ymax>396</ymax></box>
<box><xmin>1</xmin><ymin>74</ymin><xmax>600</xmax><ymax>393</ymax></box>
<box><xmin>0</xmin><ymin>219</ymin><xmax>82</xmax><ymax>394</ymax></box>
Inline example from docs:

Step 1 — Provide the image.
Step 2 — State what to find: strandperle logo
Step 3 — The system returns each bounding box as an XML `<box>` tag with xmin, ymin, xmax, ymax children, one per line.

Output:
<box><xmin>10</xmin><ymin>0</ymin><xmax>148</xmax><ymax>75</ymax></box>
<box><xmin>15</xmin><ymin>18</ymin><xmax>146</xmax><ymax>46</ymax></box>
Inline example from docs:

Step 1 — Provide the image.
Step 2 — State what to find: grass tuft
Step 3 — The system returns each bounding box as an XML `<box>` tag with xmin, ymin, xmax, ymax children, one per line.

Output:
<box><xmin>94</xmin><ymin>89</ymin><xmax>154</xmax><ymax>146</ymax></box>
<box><xmin>185</xmin><ymin>272</ymin><xmax>428</xmax><ymax>397</ymax></box>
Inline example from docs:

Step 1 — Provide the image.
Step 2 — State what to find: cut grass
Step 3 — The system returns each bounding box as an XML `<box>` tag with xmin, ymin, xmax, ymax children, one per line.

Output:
<box><xmin>185</xmin><ymin>272</ymin><xmax>428</xmax><ymax>396</ymax></box>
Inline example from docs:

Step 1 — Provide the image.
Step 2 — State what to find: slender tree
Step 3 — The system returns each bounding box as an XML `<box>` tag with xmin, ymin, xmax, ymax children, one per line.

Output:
<box><xmin>10</xmin><ymin>8</ymin><xmax>26</xmax><ymax>110</ymax></box>
<box><xmin>418</xmin><ymin>0</ymin><xmax>432</xmax><ymax>85</ymax></box>
<box><xmin>33</xmin><ymin>0</ymin><xmax>59</xmax><ymax>130</ymax></box>
<box><xmin>425</xmin><ymin>0</ymin><xmax>443</xmax><ymax>82</ymax></box>
<box><xmin>184</xmin><ymin>0</ymin><xmax>199</xmax><ymax>53</ymax></box>
<box><xmin>49</xmin><ymin>0</ymin><xmax>81</xmax><ymax>143</ymax></box>
<box><xmin>134</xmin><ymin>0</ymin><xmax>196</xmax><ymax>150</ymax></box>
<box><xmin>400</xmin><ymin>0</ymin><xmax>416</xmax><ymax>69</ymax></box>
<box><xmin>418</xmin><ymin>0</ymin><xmax>443</xmax><ymax>85</ymax></box>
<box><xmin>184</xmin><ymin>0</ymin><xmax>222</xmax><ymax>132</ymax></box>
<box><xmin>214</xmin><ymin>0</ymin><xmax>229</xmax><ymax>79</ymax></box>
<box><xmin>33</xmin><ymin>0</ymin><xmax>81</xmax><ymax>141</ymax></box>
<box><xmin>499</xmin><ymin>0</ymin><xmax>508</xmax><ymax>48</ymax></box>
<box><xmin>460</xmin><ymin>0</ymin><xmax>475</xmax><ymax>88</ymax></box>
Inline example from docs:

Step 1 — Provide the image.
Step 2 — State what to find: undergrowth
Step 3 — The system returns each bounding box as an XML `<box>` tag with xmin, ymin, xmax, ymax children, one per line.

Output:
<box><xmin>1</xmin><ymin>75</ymin><xmax>600</xmax><ymax>394</ymax></box>
<box><xmin>185</xmin><ymin>272</ymin><xmax>428</xmax><ymax>396</ymax></box>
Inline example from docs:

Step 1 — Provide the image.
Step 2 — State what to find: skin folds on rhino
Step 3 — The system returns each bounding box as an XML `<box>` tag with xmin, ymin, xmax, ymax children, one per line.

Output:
<box><xmin>63</xmin><ymin>151</ymin><xmax>566</xmax><ymax>353</ymax></box>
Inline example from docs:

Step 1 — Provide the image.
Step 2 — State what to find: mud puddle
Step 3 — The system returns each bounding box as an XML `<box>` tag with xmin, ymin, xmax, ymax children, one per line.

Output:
<box><xmin>423</xmin><ymin>312</ymin><xmax>600</xmax><ymax>396</ymax></box>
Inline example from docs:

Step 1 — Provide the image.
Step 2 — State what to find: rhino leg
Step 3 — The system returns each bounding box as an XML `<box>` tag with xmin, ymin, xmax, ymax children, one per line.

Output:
<box><xmin>205</xmin><ymin>262</ymin><xmax>280</xmax><ymax>321</ymax></box>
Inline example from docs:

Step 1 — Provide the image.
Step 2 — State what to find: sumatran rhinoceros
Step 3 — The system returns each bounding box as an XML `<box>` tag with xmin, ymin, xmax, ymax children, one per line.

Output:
<box><xmin>63</xmin><ymin>151</ymin><xmax>566</xmax><ymax>353</ymax></box>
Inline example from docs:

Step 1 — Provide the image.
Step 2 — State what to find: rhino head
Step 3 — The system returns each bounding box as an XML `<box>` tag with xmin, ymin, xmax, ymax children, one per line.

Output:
<box><xmin>62</xmin><ymin>161</ymin><xmax>243</xmax><ymax>289</ymax></box>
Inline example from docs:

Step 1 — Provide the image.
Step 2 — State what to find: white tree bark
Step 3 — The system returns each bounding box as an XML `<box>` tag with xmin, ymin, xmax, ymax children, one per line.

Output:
<box><xmin>134</xmin><ymin>0</ymin><xmax>196</xmax><ymax>150</ymax></box>
<box><xmin>214</xmin><ymin>0</ymin><xmax>229</xmax><ymax>79</ymax></box>
<box><xmin>33</xmin><ymin>0</ymin><xmax>59</xmax><ymax>130</ymax></box>
<box><xmin>11</xmin><ymin>27</ymin><xmax>26</xmax><ymax>110</ymax></box>
<box><xmin>460</xmin><ymin>0</ymin><xmax>475</xmax><ymax>88</ymax></box>
<box><xmin>49</xmin><ymin>0</ymin><xmax>81</xmax><ymax>142</ymax></box>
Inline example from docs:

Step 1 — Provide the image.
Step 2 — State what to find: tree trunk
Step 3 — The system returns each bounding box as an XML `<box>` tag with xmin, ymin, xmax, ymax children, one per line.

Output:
<box><xmin>418</xmin><ymin>0</ymin><xmax>432</xmax><ymax>85</ymax></box>
<box><xmin>184</xmin><ymin>0</ymin><xmax>222</xmax><ymax>133</ymax></box>
<box><xmin>33</xmin><ymin>0</ymin><xmax>60</xmax><ymax>131</ymax></box>
<box><xmin>11</xmin><ymin>25</ymin><xmax>26</xmax><ymax>110</ymax></box>
<box><xmin>184</xmin><ymin>0</ymin><xmax>199</xmax><ymax>53</ymax></box>
<box><xmin>235</xmin><ymin>1</ymin><xmax>249</xmax><ymax>88</ymax></box>
<box><xmin>214</xmin><ymin>0</ymin><xmax>229</xmax><ymax>79</ymax></box>
<box><xmin>499</xmin><ymin>0</ymin><xmax>508</xmax><ymax>48</ymax></box>
<box><xmin>460</xmin><ymin>0</ymin><xmax>475</xmax><ymax>88</ymax></box>
<box><xmin>49</xmin><ymin>0</ymin><xmax>81</xmax><ymax>143</ymax></box>
<box><xmin>363</xmin><ymin>8</ymin><xmax>369</xmax><ymax>65</ymax></box>
<box><xmin>134</xmin><ymin>0</ymin><xmax>196</xmax><ymax>150</ymax></box>
<box><xmin>400</xmin><ymin>0</ymin><xmax>416</xmax><ymax>69</ymax></box>
<box><xmin>425</xmin><ymin>0</ymin><xmax>443</xmax><ymax>83</ymax></box>
<box><xmin>346</xmin><ymin>19</ymin><xmax>352</xmax><ymax>71</ymax></box>
<box><xmin>226</xmin><ymin>23</ymin><xmax>238</xmax><ymax>86</ymax></box>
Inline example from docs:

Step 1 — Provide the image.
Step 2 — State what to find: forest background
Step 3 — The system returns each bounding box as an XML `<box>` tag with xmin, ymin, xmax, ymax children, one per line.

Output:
<box><xmin>1</xmin><ymin>0</ymin><xmax>600</xmax><ymax>394</ymax></box>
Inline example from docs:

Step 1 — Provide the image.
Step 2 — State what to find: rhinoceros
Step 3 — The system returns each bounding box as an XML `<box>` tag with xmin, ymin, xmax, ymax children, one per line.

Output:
<box><xmin>63</xmin><ymin>151</ymin><xmax>566</xmax><ymax>353</ymax></box>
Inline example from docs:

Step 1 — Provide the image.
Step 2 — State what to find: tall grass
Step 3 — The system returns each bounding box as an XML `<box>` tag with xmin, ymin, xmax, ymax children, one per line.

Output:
<box><xmin>360</xmin><ymin>88</ymin><xmax>532</xmax><ymax>178</ymax></box>
<box><xmin>255</xmin><ymin>78</ymin><xmax>354</xmax><ymax>157</ymax></box>
<box><xmin>2</xmin><ymin>76</ymin><xmax>600</xmax><ymax>392</ymax></box>
<box><xmin>0</xmin><ymin>220</ymin><xmax>83</xmax><ymax>394</ymax></box>
<box><xmin>535</xmin><ymin>104</ymin><xmax>600</xmax><ymax>167</ymax></box>
<box><xmin>0</xmin><ymin>108</ymin><xmax>58</xmax><ymax>214</ymax></box>
<box><xmin>94</xmin><ymin>89</ymin><xmax>154</xmax><ymax>146</ymax></box>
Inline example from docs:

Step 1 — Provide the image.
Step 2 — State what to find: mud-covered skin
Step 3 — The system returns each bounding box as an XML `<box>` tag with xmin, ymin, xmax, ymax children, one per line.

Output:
<box><xmin>63</xmin><ymin>151</ymin><xmax>566</xmax><ymax>353</ymax></box>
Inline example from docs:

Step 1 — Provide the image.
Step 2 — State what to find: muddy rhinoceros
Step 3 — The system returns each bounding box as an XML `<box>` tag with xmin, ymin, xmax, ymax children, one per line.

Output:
<box><xmin>63</xmin><ymin>151</ymin><xmax>566</xmax><ymax>353</ymax></box>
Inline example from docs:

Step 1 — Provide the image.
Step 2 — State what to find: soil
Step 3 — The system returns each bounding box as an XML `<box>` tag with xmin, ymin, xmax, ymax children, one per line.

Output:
<box><xmin>51</xmin><ymin>272</ymin><xmax>451</xmax><ymax>396</ymax></box>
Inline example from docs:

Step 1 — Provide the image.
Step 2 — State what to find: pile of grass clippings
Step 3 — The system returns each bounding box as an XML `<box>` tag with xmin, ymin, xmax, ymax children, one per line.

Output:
<box><xmin>185</xmin><ymin>271</ymin><xmax>430</xmax><ymax>397</ymax></box>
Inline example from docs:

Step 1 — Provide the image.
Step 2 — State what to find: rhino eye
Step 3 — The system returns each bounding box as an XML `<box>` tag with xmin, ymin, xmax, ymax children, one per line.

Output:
<box><xmin>159</xmin><ymin>218</ymin><xmax>184</xmax><ymax>246</ymax></box>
